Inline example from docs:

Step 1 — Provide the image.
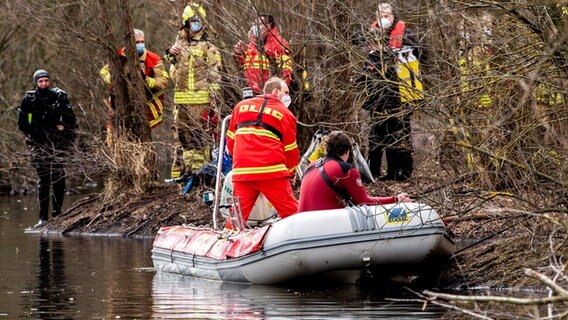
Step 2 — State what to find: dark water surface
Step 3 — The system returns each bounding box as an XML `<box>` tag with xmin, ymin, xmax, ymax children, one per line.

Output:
<box><xmin>1</xmin><ymin>196</ymin><xmax>447</xmax><ymax>319</ymax></box>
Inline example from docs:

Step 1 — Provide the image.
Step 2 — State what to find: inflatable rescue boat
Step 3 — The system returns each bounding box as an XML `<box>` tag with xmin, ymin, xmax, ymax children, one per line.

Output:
<box><xmin>152</xmin><ymin>116</ymin><xmax>454</xmax><ymax>284</ymax></box>
<box><xmin>152</xmin><ymin>202</ymin><xmax>454</xmax><ymax>284</ymax></box>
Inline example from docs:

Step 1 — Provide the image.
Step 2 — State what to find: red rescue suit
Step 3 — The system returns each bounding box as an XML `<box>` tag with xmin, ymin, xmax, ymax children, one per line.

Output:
<box><xmin>226</xmin><ymin>94</ymin><xmax>299</xmax><ymax>226</ymax></box>
<box><xmin>235</xmin><ymin>28</ymin><xmax>293</xmax><ymax>94</ymax></box>
<box><xmin>113</xmin><ymin>48</ymin><xmax>166</xmax><ymax>128</ymax></box>
<box><xmin>299</xmin><ymin>155</ymin><xmax>397</xmax><ymax>212</ymax></box>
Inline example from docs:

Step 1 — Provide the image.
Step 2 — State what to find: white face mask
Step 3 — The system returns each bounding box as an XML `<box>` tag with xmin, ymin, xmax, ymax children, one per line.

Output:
<box><xmin>380</xmin><ymin>17</ymin><xmax>393</xmax><ymax>29</ymax></box>
<box><xmin>250</xmin><ymin>25</ymin><xmax>261</xmax><ymax>38</ymax></box>
<box><xmin>280</xmin><ymin>94</ymin><xmax>292</xmax><ymax>108</ymax></box>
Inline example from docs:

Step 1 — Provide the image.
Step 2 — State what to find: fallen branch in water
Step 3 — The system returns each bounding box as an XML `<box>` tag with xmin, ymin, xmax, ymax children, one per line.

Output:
<box><xmin>424</xmin><ymin>268</ymin><xmax>568</xmax><ymax>306</ymax></box>
<box><xmin>390</xmin><ymin>290</ymin><xmax>495</xmax><ymax>320</ymax></box>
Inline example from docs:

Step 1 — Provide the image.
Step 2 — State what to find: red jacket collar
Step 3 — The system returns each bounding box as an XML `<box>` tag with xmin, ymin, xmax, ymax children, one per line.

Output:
<box><xmin>368</xmin><ymin>20</ymin><xmax>405</xmax><ymax>49</ymax></box>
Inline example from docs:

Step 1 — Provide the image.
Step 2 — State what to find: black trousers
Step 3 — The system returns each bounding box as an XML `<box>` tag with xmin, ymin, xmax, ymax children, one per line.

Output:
<box><xmin>31</xmin><ymin>149</ymin><xmax>67</xmax><ymax>221</ymax></box>
<box><xmin>368</xmin><ymin>108</ymin><xmax>413</xmax><ymax>180</ymax></box>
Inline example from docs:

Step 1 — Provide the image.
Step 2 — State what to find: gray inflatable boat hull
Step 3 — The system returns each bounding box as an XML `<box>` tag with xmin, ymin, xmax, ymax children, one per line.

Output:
<box><xmin>152</xmin><ymin>202</ymin><xmax>454</xmax><ymax>284</ymax></box>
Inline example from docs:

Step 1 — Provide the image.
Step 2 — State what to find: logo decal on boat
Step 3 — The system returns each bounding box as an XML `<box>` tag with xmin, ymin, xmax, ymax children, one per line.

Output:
<box><xmin>223</xmin><ymin>185</ymin><xmax>233</xmax><ymax>195</ymax></box>
<box><xmin>386</xmin><ymin>207</ymin><xmax>410</xmax><ymax>223</ymax></box>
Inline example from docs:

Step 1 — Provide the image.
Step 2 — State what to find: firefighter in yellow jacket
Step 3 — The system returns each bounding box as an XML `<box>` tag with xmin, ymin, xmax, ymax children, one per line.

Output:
<box><xmin>100</xmin><ymin>29</ymin><xmax>169</xmax><ymax>144</ymax></box>
<box><xmin>165</xmin><ymin>3</ymin><xmax>222</xmax><ymax>179</ymax></box>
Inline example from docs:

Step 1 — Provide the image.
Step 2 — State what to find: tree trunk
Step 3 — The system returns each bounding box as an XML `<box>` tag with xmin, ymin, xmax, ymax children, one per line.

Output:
<box><xmin>99</xmin><ymin>0</ymin><xmax>155</xmax><ymax>195</ymax></box>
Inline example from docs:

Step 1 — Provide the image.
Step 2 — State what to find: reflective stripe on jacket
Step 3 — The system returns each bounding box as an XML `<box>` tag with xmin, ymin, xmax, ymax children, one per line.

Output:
<box><xmin>370</xmin><ymin>20</ymin><xmax>424</xmax><ymax>103</ymax></box>
<box><xmin>235</xmin><ymin>28</ymin><xmax>292</xmax><ymax>93</ymax></box>
<box><xmin>169</xmin><ymin>30</ymin><xmax>222</xmax><ymax>105</ymax></box>
<box><xmin>396</xmin><ymin>48</ymin><xmax>424</xmax><ymax>102</ymax></box>
<box><xmin>227</xmin><ymin>94</ymin><xmax>299</xmax><ymax>181</ymax></box>
<box><xmin>388</xmin><ymin>21</ymin><xmax>423</xmax><ymax>103</ymax></box>
<box><xmin>458</xmin><ymin>48</ymin><xmax>492</xmax><ymax>107</ymax></box>
<box><xmin>99</xmin><ymin>48</ymin><xmax>169</xmax><ymax>128</ymax></box>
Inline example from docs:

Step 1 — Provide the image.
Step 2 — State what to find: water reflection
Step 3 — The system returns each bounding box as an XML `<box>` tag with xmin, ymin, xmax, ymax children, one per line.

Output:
<box><xmin>152</xmin><ymin>273</ymin><xmax>444</xmax><ymax>319</ymax></box>
<box><xmin>29</xmin><ymin>237</ymin><xmax>75</xmax><ymax>319</ymax></box>
<box><xmin>1</xmin><ymin>196</ymin><xmax>448</xmax><ymax>319</ymax></box>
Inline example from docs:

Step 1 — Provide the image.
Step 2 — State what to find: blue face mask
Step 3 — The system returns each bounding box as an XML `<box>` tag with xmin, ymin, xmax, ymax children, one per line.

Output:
<box><xmin>190</xmin><ymin>21</ymin><xmax>202</xmax><ymax>32</ymax></box>
<box><xmin>136</xmin><ymin>43</ymin><xmax>145</xmax><ymax>55</ymax></box>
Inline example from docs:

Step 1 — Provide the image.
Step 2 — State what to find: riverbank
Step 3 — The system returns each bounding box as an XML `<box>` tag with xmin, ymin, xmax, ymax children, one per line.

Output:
<box><xmin>40</xmin><ymin>184</ymin><xmax>212</xmax><ymax>238</ymax></box>
<box><xmin>30</xmin><ymin>159</ymin><xmax>566</xmax><ymax>292</ymax></box>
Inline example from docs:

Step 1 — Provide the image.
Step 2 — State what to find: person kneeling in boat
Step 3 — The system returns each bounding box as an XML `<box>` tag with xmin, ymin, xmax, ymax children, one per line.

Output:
<box><xmin>298</xmin><ymin>131</ymin><xmax>411</xmax><ymax>212</ymax></box>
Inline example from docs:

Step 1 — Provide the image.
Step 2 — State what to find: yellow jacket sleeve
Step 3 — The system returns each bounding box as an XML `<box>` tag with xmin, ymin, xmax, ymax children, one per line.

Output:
<box><xmin>100</xmin><ymin>65</ymin><xmax>112</xmax><ymax>87</ymax></box>
<box><xmin>206</xmin><ymin>43</ymin><xmax>222</xmax><ymax>92</ymax></box>
<box><xmin>147</xmin><ymin>59</ymin><xmax>170</xmax><ymax>92</ymax></box>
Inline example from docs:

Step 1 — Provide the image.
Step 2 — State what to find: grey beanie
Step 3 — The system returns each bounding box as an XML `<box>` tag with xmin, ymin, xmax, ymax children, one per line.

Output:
<box><xmin>33</xmin><ymin>69</ymin><xmax>49</xmax><ymax>85</ymax></box>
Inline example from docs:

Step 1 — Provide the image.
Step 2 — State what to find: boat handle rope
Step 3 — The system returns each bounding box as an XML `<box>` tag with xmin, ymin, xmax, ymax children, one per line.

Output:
<box><xmin>347</xmin><ymin>206</ymin><xmax>376</xmax><ymax>232</ymax></box>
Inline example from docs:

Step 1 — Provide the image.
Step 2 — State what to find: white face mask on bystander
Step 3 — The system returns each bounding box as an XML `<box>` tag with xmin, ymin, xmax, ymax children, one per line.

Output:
<box><xmin>380</xmin><ymin>17</ymin><xmax>393</xmax><ymax>29</ymax></box>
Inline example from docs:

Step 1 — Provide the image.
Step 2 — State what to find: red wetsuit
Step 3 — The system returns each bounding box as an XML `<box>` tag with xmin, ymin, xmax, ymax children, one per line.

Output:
<box><xmin>298</xmin><ymin>156</ymin><xmax>397</xmax><ymax>212</ymax></box>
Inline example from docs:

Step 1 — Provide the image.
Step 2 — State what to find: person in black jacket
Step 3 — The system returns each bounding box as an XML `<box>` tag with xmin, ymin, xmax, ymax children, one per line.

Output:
<box><xmin>18</xmin><ymin>70</ymin><xmax>76</xmax><ymax>228</ymax></box>
<box><xmin>353</xmin><ymin>2</ymin><xmax>423</xmax><ymax>181</ymax></box>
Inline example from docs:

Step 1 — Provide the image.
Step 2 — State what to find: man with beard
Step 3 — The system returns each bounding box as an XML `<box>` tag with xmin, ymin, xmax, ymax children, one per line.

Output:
<box><xmin>18</xmin><ymin>69</ymin><xmax>76</xmax><ymax>228</ymax></box>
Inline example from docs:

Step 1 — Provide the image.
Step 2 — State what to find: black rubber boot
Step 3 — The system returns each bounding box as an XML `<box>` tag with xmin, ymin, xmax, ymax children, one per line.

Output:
<box><xmin>383</xmin><ymin>148</ymin><xmax>413</xmax><ymax>181</ymax></box>
<box><xmin>368</xmin><ymin>144</ymin><xmax>384</xmax><ymax>179</ymax></box>
<box><xmin>36</xmin><ymin>166</ymin><xmax>51</xmax><ymax>221</ymax></box>
<box><xmin>51</xmin><ymin>162</ymin><xmax>66</xmax><ymax>218</ymax></box>
<box><xmin>392</xmin><ymin>149</ymin><xmax>413</xmax><ymax>181</ymax></box>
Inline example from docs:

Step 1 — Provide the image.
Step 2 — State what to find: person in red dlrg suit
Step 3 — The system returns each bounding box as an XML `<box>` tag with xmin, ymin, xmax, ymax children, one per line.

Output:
<box><xmin>226</xmin><ymin>77</ymin><xmax>298</xmax><ymax>229</ymax></box>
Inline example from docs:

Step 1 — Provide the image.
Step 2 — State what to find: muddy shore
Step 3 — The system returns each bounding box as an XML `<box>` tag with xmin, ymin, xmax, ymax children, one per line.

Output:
<box><xmin>29</xmin><ymin>159</ymin><xmax>566</xmax><ymax>292</ymax></box>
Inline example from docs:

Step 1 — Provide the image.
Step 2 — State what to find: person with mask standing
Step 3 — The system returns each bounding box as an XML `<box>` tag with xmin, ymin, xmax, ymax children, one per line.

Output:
<box><xmin>18</xmin><ymin>70</ymin><xmax>76</xmax><ymax>228</ymax></box>
<box><xmin>165</xmin><ymin>2</ymin><xmax>222</xmax><ymax>180</ymax></box>
<box><xmin>100</xmin><ymin>28</ymin><xmax>170</xmax><ymax>144</ymax></box>
<box><xmin>353</xmin><ymin>2</ymin><xmax>423</xmax><ymax>181</ymax></box>
<box><xmin>225</xmin><ymin>77</ymin><xmax>298</xmax><ymax>229</ymax></box>
<box><xmin>233</xmin><ymin>13</ymin><xmax>293</xmax><ymax>95</ymax></box>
